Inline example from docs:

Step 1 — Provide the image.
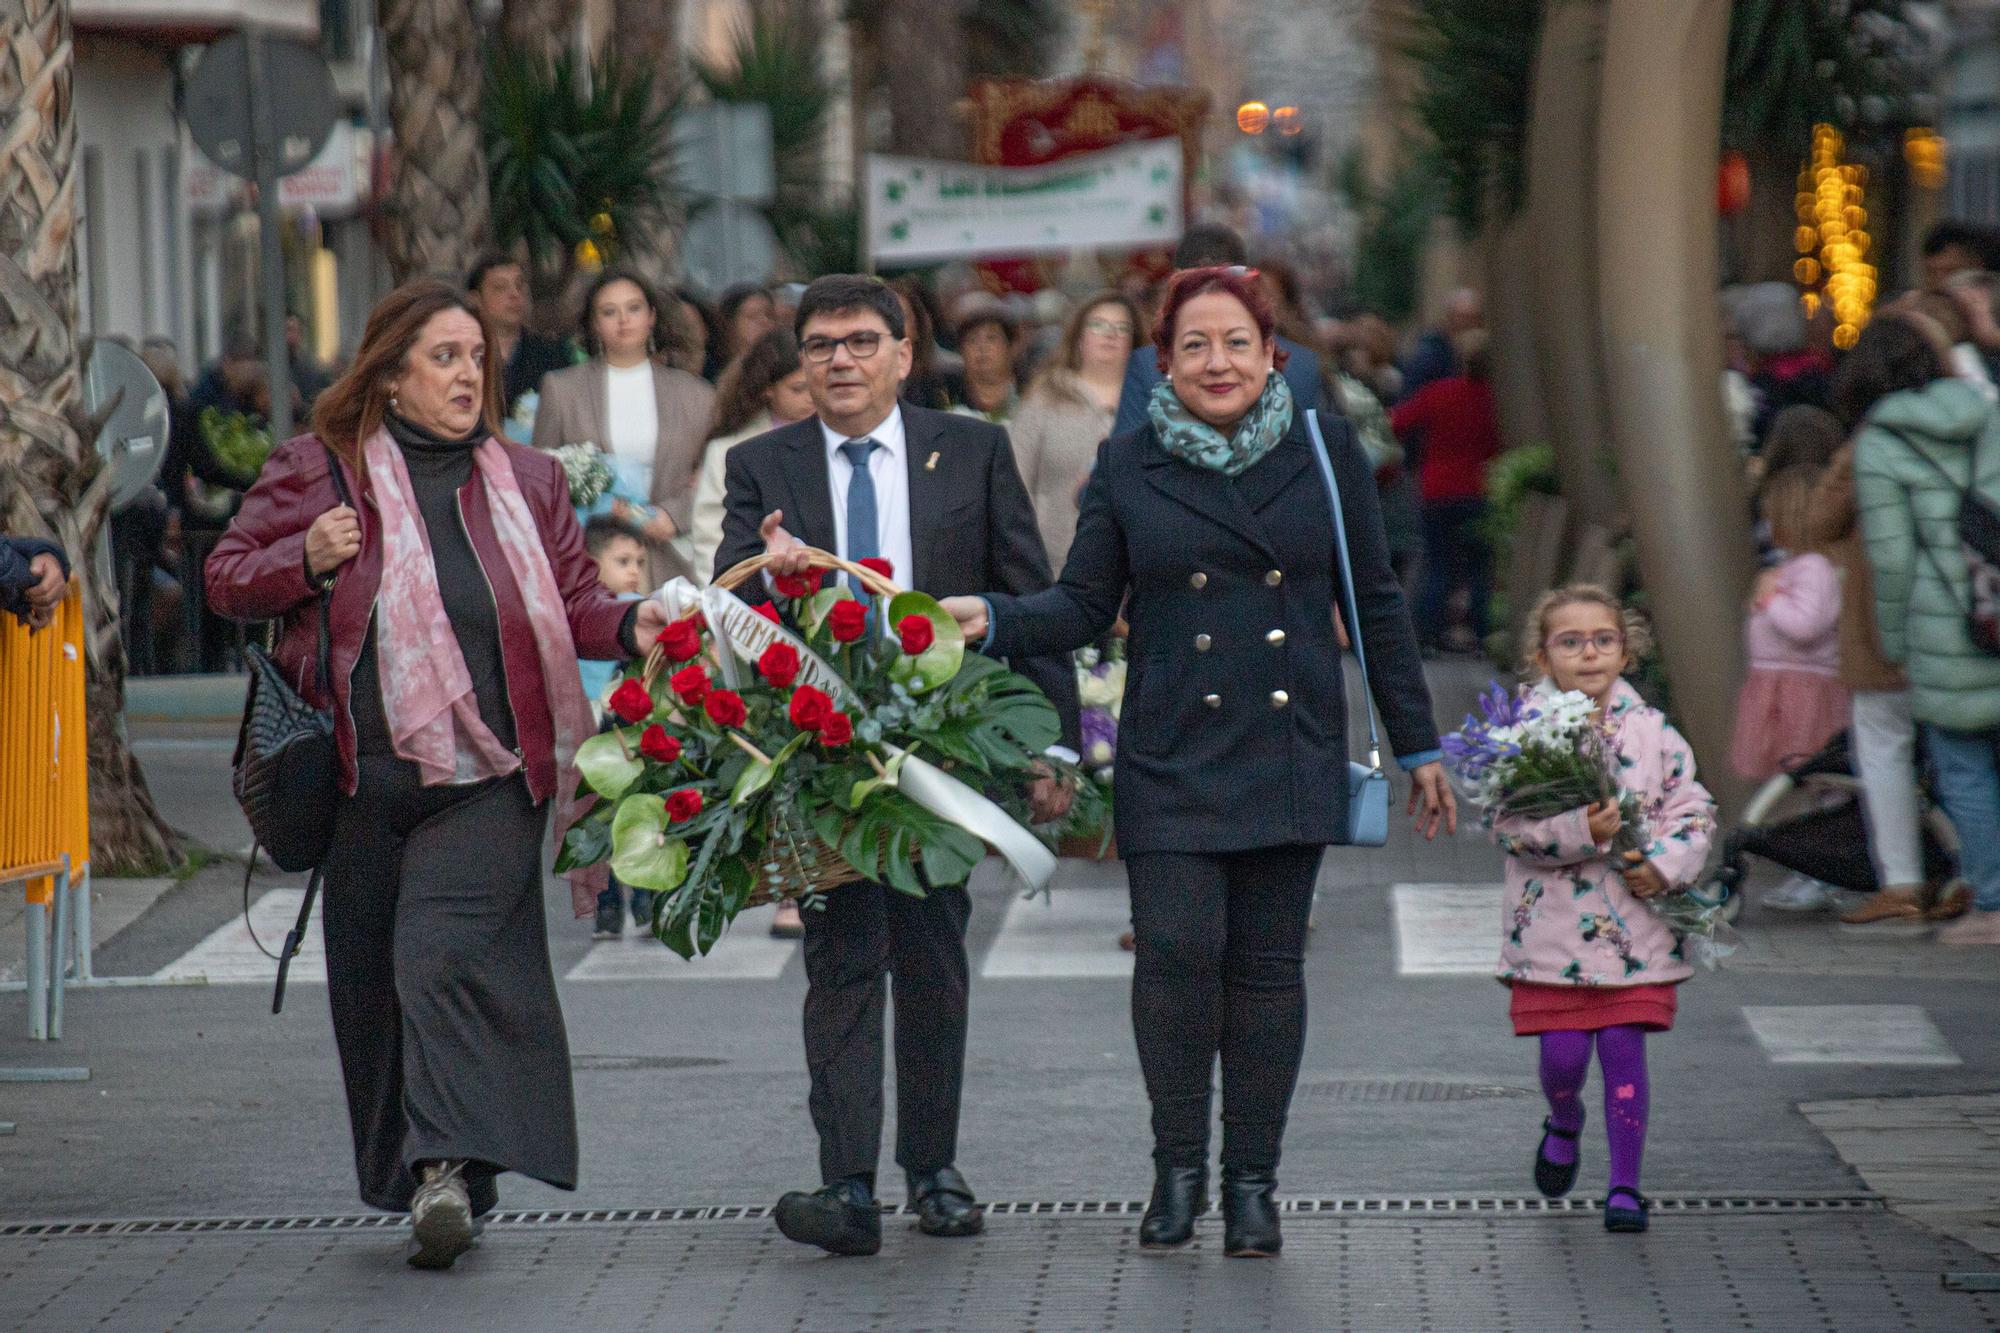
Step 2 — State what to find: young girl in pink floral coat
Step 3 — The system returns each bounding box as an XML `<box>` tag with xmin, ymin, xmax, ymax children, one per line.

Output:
<box><xmin>1491</xmin><ymin>586</ymin><xmax>1717</xmax><ymax>1234</ymax></box>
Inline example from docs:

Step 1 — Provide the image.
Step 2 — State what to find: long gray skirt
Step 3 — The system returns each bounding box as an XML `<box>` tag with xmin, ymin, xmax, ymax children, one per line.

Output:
<box><xmin>321</xmin><ymin>755</ymin><xmax>577</xmax><ymax>1214</ymax></box>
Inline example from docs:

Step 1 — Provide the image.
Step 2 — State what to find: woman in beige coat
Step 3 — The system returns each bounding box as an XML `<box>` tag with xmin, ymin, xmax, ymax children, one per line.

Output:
<box><xmin>533</xmin><ymin>269</ymin><xmax>715</xmax><ymax>586</ymax></box>
<box><xmin>1006</xmin><ymin>293</ymin><xmax>1144</xmax><ymax>571</ymax></box>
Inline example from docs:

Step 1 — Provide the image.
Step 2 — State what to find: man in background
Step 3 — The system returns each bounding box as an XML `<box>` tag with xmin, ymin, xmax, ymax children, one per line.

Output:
<box><xmin>467</xmin><ymin>254</ymin><xmax>574</xmax><ymax>415</ymax></box>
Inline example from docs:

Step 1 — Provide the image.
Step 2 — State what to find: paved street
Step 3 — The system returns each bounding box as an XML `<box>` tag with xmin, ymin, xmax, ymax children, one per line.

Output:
<box><xmin>3</xmin><ymin>675</ymin><xmax>1999</xmax><ymax>1330</ymax></box>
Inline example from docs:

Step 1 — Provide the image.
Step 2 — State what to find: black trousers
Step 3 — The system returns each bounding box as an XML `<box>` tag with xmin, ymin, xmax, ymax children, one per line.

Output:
<box><xmin>801</xmin><ymin>879</ymin><xmax>972</xmax><ymax>1185</ymax></box>
<box><xmin>321</xmin><ymin>757</ymin><xmax>578</xmax><ymax>1214</ymax></box>
<box><xmin>1125</xmin><ymin>844</ymin><xmax>1324</xmax><ymax>1171</ymax></box>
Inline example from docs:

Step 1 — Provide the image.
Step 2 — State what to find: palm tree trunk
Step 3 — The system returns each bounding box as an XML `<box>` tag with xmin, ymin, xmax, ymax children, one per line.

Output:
<box><xmin>1596</xmin><ymin>0</ymin><xmax>1753</xmax><ymax>814</ymax></box>
<box><xmin>882</xmin><ymin>0</ymin><xmax>964</xmax><ymax>158</ymax></box>
<box><xmin>612</xmin><ymin>0</ymin><xmax>686</xmax><ymax>289</ymax></box>
<box><xmin>1524</xmin><ymin>0</ymin><xmax>1618</xmax><ymax>529</ymax></box>
<box><xmin>379</xmin><ymin>0</ymin><xmax>493</xmax><ymax>283</ymax></box>
<box><xmin>1</xmin><ymin>0</ymin><xmax>177</xmax><ymax>872</ymax></box>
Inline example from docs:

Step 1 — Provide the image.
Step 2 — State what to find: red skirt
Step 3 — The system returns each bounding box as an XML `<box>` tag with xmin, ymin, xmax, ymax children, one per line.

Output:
<box><xmin>1509</xmin><ymin>980</ymin><xmax>1678</xmax><ymax>1036</ymax></box>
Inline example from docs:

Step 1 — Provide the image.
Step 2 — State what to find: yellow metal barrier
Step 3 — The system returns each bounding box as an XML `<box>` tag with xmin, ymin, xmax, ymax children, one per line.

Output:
<box><xmin>0</xmin><ymin>588</ymin><xmax>89</xmax><ymax>1039</ymax></box>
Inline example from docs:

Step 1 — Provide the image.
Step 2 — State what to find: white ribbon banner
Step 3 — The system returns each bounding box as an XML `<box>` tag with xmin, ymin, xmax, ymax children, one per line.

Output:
<box><xmin>654</xmin><ymin>578</ymin><xmax>1056</xmax><ymax>892</ymax></box>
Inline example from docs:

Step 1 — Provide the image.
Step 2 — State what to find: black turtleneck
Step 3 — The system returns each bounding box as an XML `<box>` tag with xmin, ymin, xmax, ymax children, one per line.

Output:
<box><xmin>349</xmin><ymin>414</ymin><xmax>517</xmax><ymax>756</ymax></box>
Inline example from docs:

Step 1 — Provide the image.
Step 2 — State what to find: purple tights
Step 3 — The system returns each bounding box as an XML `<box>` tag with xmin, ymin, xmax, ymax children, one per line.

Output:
<box><xmin>1537</xmin><ymin>1026</ymin><xmax>1649</xmax><ymax>1195</ymax></box>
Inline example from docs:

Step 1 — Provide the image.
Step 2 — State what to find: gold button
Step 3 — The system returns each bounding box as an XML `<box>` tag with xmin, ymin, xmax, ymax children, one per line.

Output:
<box><xmin>1190</xmin><ymin>571</ymin><xmax>1208</xmax><ymax>590</ymax></box>
<box><xmin>1203</xmin><ymin>693</ymin><xmax>1222</xmax><ymax>709</ymax></box>
<box><xmin>1270</xmin><ymin>690</ymin><xmax>1289</xmax><ymax>708</ymax></box>
<box><xmin>1194</xmin><ymin>633</ymin><xmax>1212</xmax><ymax>652</ymax></box>
<box><xmin>1266</xmin><ymin>629</ymin><xmax>1286</xmax><ymax>646</ymax></box>
<box><xmin>1264</xmin><ymin>569</ymin><xmax>1283</xmax><ymax>587</ymax></box>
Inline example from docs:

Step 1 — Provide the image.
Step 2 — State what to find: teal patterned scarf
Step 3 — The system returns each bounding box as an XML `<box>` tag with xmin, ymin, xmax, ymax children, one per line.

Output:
<box><xmin>1147</xmin><ymin>372</ymin><xmax>1295</xmax><ymax>477</ymax></box>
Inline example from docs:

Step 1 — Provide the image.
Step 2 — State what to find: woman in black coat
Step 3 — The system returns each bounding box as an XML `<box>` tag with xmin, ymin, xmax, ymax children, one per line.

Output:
<box><xmin>946</xmin><ymin>267</ymin><xmax>1455</xmax><ymax>1257</ymax></box>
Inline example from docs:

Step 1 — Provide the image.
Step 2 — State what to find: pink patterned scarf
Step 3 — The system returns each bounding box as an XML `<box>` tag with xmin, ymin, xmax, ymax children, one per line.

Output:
<box><xmin>363</xmin><ymin>427</ymin><xmax>596</xmax><ymax>849</ymax></box>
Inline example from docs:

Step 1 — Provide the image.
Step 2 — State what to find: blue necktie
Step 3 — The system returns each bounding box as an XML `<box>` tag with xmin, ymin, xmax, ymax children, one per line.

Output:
<box><xmin>839</xmin><ymin>438</ymin><xmax>880</xmax><ymax>592</ymax></box>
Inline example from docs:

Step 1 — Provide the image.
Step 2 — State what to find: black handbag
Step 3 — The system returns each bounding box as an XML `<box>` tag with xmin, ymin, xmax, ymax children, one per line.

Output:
<box><xmin>229</xmin><ymin>445</ymin><xmax>350</xmax><ymax>1012</ymax></box>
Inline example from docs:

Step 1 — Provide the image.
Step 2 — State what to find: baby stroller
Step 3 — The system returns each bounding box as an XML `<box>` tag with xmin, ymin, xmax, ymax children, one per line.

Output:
<box><xmin>1706</xmin><ymin>729</ymin><xmax>1959</xmax><ymax>917</ymax></box>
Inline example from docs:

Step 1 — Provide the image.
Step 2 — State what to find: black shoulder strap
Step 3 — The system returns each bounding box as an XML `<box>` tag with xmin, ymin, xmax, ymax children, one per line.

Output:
<box><xmin>1874</xmin><ymin>423</ymin><xmax>1979</xmax><ymax>612</ymax></box>
<box><xmin>272</xmin><ymin>863</ymin><xmax>323</xmax><ymax>1014</ymax></box>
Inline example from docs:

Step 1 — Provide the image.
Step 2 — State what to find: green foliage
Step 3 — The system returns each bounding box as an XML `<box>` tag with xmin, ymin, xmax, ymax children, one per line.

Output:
<box><xmin>484</xmin><ymin>43</ymin><xmax>676</xmax><ymax>274</ymax></box>
<box><xmin>773</xmin><ymin>203</ymin><xmax>862</xmax><ymax>281</ymax></box>
<box><xmin>1724</xmin><ymin>0</ymin><xmax>1938</xmax><ymax>151</ymax></box>
<box><xmin>198</xmin><ymin>407</ymin><xmax>272</xmax><ymax>482</ymax></box>
<box><xmin>1337</xmin><ymin>148</ymin><xmax>1442</xmax><ymax>324</ymax></box>
<box><xmin>1404</xmin><ymin>0</ymin><xmax>1542</xmax><ymax>234</ymax></box>
<box><xmin>1481</xmin><ymin>442</ymin><xmax>1561</xmax><ymax>554</ymax></box>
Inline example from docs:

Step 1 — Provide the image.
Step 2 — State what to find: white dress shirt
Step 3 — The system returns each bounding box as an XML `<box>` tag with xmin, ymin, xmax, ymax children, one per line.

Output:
<box><xmin>819</xmin><ymin>404</ymin><xmax>915</xmax><ymax>586</ymax></box>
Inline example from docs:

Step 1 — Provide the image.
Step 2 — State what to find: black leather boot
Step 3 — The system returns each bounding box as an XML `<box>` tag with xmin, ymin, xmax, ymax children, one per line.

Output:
<box><xmin>1138</xmin><ymin>1166</ymin><xmax>1207</xmax><ymax>1250</ymax></box>
<box><xmin>1220</xmin><ymin>1168</ymin><xmax>1281</xmax><ymax>1257</ymax></box>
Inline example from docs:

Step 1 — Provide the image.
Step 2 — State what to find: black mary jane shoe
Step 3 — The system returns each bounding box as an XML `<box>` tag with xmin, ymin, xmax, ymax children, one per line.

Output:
<box><xmin>774</xmin><ymin>1179</ymin><xmax>882</xmax><ymax>1256</ymax></box>
<box><xmin>1220</xmin><ymin>1168</ymin><xmax>1281</xmax><ymax>1258</ymax></box>
<box><xmin>1138</xmin><ymin>1166</ymin><xmax>1207</xmax><ymax>1250</ymax></box>
<box><xmin>1534</xmin><ymin>1117</ymin><xmax>1582</xmax><ymax>1199</ymax></box>
<box><xmin>907</xmin><ymin>1166</ymin><xmax>985</xmax><ymax>1238</ymax></box>
<box><xmin>1603</xmin><ymin>1187</ymin><xmax>1650</xmax><ymax>1234</ymax></box>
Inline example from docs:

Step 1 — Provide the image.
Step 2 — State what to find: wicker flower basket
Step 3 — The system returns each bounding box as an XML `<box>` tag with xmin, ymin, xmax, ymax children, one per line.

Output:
<box><xmin>642</xmin><ymin>546</ymin><xmax>907</xmax><ymax>906</ymax></box>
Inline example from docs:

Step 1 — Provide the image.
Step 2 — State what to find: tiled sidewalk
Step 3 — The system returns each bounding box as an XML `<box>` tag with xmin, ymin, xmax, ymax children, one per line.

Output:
<box><xmin>1802</xmin><ymin>1093</ymin><xmax>2000</xmax><ymax>1258</ymax></box>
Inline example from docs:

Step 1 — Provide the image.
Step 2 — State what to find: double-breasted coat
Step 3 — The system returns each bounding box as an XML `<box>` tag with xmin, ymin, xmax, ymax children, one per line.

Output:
<box><xmin>985</xmin><ymin>411</ymin><xmax>1441</xmax><ymax>856</ymax></box>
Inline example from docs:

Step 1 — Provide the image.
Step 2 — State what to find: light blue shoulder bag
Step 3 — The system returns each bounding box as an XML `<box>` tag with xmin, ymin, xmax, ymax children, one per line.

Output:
<box><xmin>1304</xmin><ymin>409</ymin><xmax>1391</xmax><ymax>847</ymax></box>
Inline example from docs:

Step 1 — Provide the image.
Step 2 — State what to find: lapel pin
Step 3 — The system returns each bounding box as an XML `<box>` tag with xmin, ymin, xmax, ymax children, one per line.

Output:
<box><xmin>925</xmin><ymin>451</ymin><xmax>940</xmax><ymax>471</ymax></box>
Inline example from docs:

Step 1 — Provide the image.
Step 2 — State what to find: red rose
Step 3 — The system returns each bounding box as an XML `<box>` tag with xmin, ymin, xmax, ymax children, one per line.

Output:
<box><xmin>751</xmin><ymin>601</ymin><xmax>780</xmax><ymax>623</ymax></box>
<box><xmin>758</xmin><ymin>642</ymin><xmax>801</xmax><ymax>687</ymax></box>
<box><xmin>857</xmin><ymin>557</ymin><xmax>894</xmax><ymax>581</ymax></box>
<box><xmin>704</xmin><ymin>688</ymin><xmax>747</xmax><ymax>728</ymax></box>
<box><xmin>665</xmin><ymin>788</ymin><xmax>704</xmax><ymax>823</ymax></box>
<box><xmin>788</xmin><ymin>684</ymin><xmax>833</xmax><ymax>732</ymax></box>
<box><xmin>819</xmin><ymin>711</ymin><xmax>854</xmax><ymax>747</ymax></box>
<box><xmin>827</xmin><ymin>599</ymin><xmax>869</xmax><ymax>643</ymax></box>
<box><xmin>608</xmin><ymin>678</ymin><xmax>654</xmax><ymax>724</ymax></box>
<box><xmin>897</xmin><ymin>613</ymin><xmax>936</xmax><ymax>655</ymax></box>
<box><xmin>657</xmin><ymin>616</ymin><xmax>703</xmax><ymax>662</ymax></box>
<box><xmin>774</xmin><ymin>569</ymin><xmax>829</xmax><ymax>600</ymax></box>
<box><xmin>639</xmin><ymin>724</ymin><xmax>681</xmax><ymax>764</ymax></box>
<box><xmin>669</xmin><ymin>663</ymin><xmax>710</xmax><ymax>706</ymax></box>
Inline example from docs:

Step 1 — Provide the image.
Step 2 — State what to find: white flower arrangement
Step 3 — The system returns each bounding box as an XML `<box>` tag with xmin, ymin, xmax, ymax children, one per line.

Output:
<box><xmin>555</xmin><ymin>442</ymin><xmax>615</xmax><ymax>509</ymax></box>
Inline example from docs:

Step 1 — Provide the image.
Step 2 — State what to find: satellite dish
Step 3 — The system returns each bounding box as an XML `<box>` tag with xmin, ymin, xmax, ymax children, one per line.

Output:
<box><xmin>83</xmin><ymin>341</ymin><xmax>170</xmax><ymax>512</ymax></box>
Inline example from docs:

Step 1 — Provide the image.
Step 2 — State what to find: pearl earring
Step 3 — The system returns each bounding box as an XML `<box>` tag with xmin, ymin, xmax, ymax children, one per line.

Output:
<box><xmin>389</xmin><ymin>391</ymin><xmax>399</xmax><ymax>410</ymax></box>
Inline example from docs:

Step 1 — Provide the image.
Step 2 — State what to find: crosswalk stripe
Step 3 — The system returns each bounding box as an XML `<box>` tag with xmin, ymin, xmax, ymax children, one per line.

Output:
<box><xmin>1743</xmin><ymin>1004</ymin><xmax>1962</xmax><ymax>1066</ymax></box>
<box><xmin>154</xmin><ymin>888</ymin><xmax>322</xmax><ymax>985</ymax></box>
<box><xmin>565</xmin><ymin>904</ymin><xmax>797</xmax><ymax>980</ymax></box>
<box><xmin>981</xmin><ymin>888</ymin><xmax>1133</xmax><ymax>979</ymax></box>
<box><xmin>1391</xmin><ymin>883</ymin><xmax>1501</xmax><ymax>975</ymax></box>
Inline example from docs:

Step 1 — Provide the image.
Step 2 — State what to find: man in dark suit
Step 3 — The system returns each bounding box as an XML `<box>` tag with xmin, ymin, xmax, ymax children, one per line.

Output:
<box><xmin>1113</xmin><ymin>224</ymin><xmax>1327</xmax><ymax>436</ymax></box>
<box><xmin>716</xmin><ymin>274</ymin><xmax>1079</xmax><ymax>1256</ymax></box>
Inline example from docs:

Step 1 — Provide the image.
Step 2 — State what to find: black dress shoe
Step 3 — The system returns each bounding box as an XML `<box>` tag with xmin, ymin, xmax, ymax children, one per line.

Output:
<box><xmin>1138</xmin><ymin>1166</ymin><xmax>1207</xmax><ymax>1250</ymax></box>
<box><xmin>1220</xmin><ymin>1168</ymin><xmax>1281</xmax><ymax>1257</ymax></box>
<box><xmin>774</xmin><ymin>1179</ymin><xmax>882</xmax><ymax>1256</ymax></box>
<box><xmin>1603</xmin><ymin>1187</ymin><xmax>1649</xmax><ymax>1234</ymax></box>
<box><xmin>907</xmin><ymin>1166</ymin><xmax>985</xmax><ymax>1237</ymax></box>
<box><xmin>1534</xmin><ymin>1117</ymin><xmax>1582</xmax><ymax>1198</ymax></box>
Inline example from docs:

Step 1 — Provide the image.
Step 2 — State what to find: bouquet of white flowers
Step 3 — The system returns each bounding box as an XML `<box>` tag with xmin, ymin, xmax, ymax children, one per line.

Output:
<box><xmin>556</xmin><ymin>442</ymin><xmax>616</xmax><ymax>509</ymax></box>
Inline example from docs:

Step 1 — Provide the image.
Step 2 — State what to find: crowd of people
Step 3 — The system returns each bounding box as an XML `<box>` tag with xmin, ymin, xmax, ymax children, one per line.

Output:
<box><xmin>49</xmin><ymin>207</ymin><xmax>1995</xmax><ymax>1271</ymax></box>
<box><xmin>1721</xmin><ymin>219</ymin><xmax>2000</xmax><ymax>946</ymax></box>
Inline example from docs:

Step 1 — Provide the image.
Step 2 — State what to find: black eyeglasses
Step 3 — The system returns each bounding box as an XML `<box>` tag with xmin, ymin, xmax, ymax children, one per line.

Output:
<box><xmin>801</xmin><ymin>331</ymin><xmax>887</xmax><ymax>363</ymax></box>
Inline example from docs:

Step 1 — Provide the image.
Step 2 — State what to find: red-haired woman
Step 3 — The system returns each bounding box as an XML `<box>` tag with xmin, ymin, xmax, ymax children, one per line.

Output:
<box><xmin>943</xmin><ymin>267</ymin><xmax>1454</xmax><ymax>1257</ymax></box>
<box><xmin>207</xmin><ymin>280</ymin><xmax>669</xmax><ymax>1270</ymax></box>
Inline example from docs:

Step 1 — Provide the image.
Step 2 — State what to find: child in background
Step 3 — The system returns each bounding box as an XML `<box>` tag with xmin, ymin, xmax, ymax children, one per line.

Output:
<box><xmin>582</xmin><ymin>517</ymin><xmax>654</xmax><ymax>938</ymax></box>
<box><xmin>1493</xmin><ymin>586</ymin><xmax>1717</xmax><ymax>1235</ymax></box>
<box><xmin>1731</xmin><ymin>466</ymin><xmax>1853</xmax><ymax>912</ymax></box>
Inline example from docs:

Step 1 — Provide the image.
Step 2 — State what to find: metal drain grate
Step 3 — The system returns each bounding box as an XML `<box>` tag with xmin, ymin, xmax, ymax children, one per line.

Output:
<box><xmin>0</xmin><ymin>1195</ymin><xmax>1882</xmax><ymax>1239</ymax></box>
<box><xmin>1290</xmin><ymin>1079</ymin><xmax>1534</xmax><ymax>1103</ymax></box>
<box><xmin>570</xmin><ymin>1055</ymin><xmax>727</xmax><ymax>1071</ymax></box>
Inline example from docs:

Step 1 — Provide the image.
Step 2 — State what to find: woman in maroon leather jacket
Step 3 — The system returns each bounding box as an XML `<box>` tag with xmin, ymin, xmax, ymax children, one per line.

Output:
<box><xmin>208</xmin><ymin>281</ymin><xmax>666</xmax><ymax>1270</ymax></box>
